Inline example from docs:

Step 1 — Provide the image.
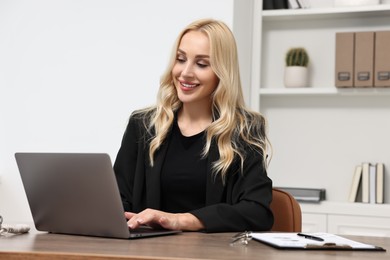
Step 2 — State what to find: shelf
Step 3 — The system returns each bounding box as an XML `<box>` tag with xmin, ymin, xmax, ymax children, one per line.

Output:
<box><xmin>262</xmin><ymin>4</ymin><xmax>390</xmax><ymax>21</ymax></box>
<box><xmin>260</xmin><ymin>88</ymin><xmax>337</xmax><ymax>96</ymax></box>
<box><xmin>259</xmin><ymin>87</ymin><xmax>390</xmax><ymax>96</ymax></box>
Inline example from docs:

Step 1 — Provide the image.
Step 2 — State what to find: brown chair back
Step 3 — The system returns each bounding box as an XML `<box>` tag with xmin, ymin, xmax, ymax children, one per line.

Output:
<box><xmin>270</xmin><ymin>188</ymin><xmax>302</xmax><ymax>232</ymax></box>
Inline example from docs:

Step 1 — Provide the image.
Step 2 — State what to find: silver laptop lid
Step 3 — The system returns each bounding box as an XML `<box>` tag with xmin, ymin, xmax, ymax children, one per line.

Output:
<box><xmin>15</xmin><ymin>153</ymin><xmax>131</xmax><ymax>238</ymax></box>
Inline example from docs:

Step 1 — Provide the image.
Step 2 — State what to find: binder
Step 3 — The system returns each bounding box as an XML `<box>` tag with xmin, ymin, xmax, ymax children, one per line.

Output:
<box><xmin>362</xmin><ymin>162</ymin><xmax>370</xmax><ymax>203</ymax></box>
<box><xmin>274</xmin><ymin>0</ymin><xmax>288</xmax><ymax>9</ymax></box>
<box><xmin>335</xmin><ymin>32</ymin><xmax>355</xmax><ymax>88</ymax></box>
<box><xmin>376</xmin><ymin>163</ymin><xmax>385</xmax><ymax>204</ymax></box>
<box><xmin>287</xmin><ymin>0</ymin><xmax>300</xmax><ymax>9</ymax></box>
<box><xmin>369</xmin><ymin>164</ymin><xmax>377</xmax><ymax>204</ymax></box>
<box><xmin>374</xmin><ymin>31</ymin><xmax>390</xmax><ymax>87</ymax></box>
<box><xmin>354</xmin><ymin>32</ymin><xmax>375</xmax><ymax>87</ymax></box>
<box><xmin>348</xmin><ymin>165</ymin><xmax>362</xmax><ymax>202</ymax></box>
<box><xmin>263</xmin><ymin>0</ymin><xmax>274</xmax><ymax>10</ymax></box>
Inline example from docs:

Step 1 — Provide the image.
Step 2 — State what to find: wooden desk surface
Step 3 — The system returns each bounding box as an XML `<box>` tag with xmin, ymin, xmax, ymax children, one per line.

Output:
<box><xmin>0</xmin><ymin>230</ymin><xmax>388</xmax><ymax>260</ymax></box>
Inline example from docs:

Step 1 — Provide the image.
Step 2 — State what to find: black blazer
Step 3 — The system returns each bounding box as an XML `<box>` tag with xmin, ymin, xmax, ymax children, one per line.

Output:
<box><xmin>113</xmin><ymin>111</ymin><xmax>274</xmax><ymax>232</ymax></box>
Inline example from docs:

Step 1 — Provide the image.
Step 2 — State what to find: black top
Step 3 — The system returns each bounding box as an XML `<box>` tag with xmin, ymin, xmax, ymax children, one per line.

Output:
<box><xmin>160</xmin><ymin>119</ymin><xmax>207</xmax><ymax>213</ymax></box>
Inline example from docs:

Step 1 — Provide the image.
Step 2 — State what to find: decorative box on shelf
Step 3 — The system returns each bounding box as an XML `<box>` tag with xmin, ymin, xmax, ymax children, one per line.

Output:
<box><xmin>276</xmin><ymin>187</ymin><xmax>326</xmax><ymax>203</ymax></box>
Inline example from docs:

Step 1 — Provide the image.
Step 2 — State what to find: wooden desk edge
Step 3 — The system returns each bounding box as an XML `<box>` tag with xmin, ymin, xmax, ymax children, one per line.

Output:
<box><xmin>0</xmin><ymin>251</ymin><xmax>198</xmax><ymax>260</ymax></box>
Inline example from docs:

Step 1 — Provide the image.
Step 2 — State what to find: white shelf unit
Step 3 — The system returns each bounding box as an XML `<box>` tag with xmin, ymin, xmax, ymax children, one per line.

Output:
<box><xmin>250</xmin><ymin>1</ymin><xmax>390</xmax><ymax>236</ymax></box>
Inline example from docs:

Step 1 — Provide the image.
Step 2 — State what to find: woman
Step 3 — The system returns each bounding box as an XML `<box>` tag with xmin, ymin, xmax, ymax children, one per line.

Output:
<box><xmin>114</xmin><ymin>18</ymin><xmax>273</xmax><ymax>232</ymax></box>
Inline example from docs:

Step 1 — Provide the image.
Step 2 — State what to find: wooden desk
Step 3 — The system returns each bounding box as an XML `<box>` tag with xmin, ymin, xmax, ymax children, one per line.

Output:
<box><xmin>0</xmin><ymin>230</ymin><xmax>388</xmax><ymax>260</ymax></box>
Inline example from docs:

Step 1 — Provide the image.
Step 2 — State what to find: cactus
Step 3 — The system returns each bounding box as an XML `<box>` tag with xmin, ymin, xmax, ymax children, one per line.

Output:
<box><xmin>285</xmin><ymin>47</ymin><xmax>309</xmax><ymax>67</ymax></box>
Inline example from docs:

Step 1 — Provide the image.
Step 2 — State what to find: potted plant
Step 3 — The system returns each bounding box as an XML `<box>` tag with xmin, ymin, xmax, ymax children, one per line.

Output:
<box><xmin>284</xmin><ymin>47</ymin><xmax>309</xmax><ymax>88</ymax></box>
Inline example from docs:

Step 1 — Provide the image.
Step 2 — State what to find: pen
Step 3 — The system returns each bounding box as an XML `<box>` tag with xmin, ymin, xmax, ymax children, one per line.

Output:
<box><xmin>297</xmin><ymin>233</ymin><xmax>324</xmax><ymax>242</ymax></box>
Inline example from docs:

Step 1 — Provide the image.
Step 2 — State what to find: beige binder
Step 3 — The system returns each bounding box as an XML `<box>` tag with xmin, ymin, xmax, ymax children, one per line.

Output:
<box><xmin>374</xmin><ymin>31</ymin><xmax>390</xmax><ymax>87</ymax></box>
<box><xmin>361</xmin><ymin>162</ymin><xmax>370</xmax><ymax>203</ymax></box>
<box><xmin>376</xmin><ymin>163</ymin><xmax>385</xmax><ymax>204</ymax></box>
<box><xmin>335</xmin><ymin>32</ymin><xmax>355</xmax><ymax>88</ymax></box>
<box><xmin>354</xmin><ymin>32</ymin><xmax>375</xmax><ymax>88</ymax></box>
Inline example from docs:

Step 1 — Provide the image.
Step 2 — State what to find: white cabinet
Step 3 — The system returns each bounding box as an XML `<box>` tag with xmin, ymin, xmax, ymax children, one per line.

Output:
<box><xmin>300</xmin><ymin>202</ymin><xmax>390</xmax><ymax>237</ymax></box>
<box><xmin>247</xmin><ymin>1</ymin><xmax>390</xmax><ymax>236</ymax></box>
<box><xmin>328</xmin><ymin>215</ymin><xmax>390</xmax><ymax>237</ymax></box>
<box><xmin>301</xmin><ymin>213</ymin><xmax>327</xmax><ymax>233</ymax></box>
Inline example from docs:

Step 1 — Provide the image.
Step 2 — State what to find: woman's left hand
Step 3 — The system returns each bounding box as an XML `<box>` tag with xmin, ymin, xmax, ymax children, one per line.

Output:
<box><xmin>125</xmin><ymin>209</ymin><xmax>204</xmax><ymax>231</ymax></box>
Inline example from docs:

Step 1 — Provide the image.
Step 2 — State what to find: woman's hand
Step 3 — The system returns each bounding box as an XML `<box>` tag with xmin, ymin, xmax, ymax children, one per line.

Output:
<box><xmin>125</xmin><ymin>209</ymin><xmax>204</xmax><ymax>231</ymax></box>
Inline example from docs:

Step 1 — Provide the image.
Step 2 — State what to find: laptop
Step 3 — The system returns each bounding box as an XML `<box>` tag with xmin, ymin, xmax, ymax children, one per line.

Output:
<box><xmin>15</xmin><ymin>152</ymin><xmax>181</xmax><ymax>239</ymax></box>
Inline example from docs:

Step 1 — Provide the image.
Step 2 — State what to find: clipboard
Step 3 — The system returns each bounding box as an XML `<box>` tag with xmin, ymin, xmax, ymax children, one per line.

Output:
<box><xmin>251</xmin><ymin>232</ymin><xmax>386</xmax><ymax>251</ymax></box>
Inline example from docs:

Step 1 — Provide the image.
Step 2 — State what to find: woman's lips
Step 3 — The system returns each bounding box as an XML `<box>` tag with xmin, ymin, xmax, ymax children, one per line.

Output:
<box><xmin>180</xmin><ymin>81</ymin><xmax>199</xmax><ymax>90</ymax></box>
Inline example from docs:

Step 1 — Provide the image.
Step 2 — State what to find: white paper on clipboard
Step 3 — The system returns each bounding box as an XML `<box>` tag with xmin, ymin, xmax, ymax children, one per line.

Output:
<box><xmin>251</xmin><ymin>232</ymin><xmax>384</xmax><ymax>251</ymax></box>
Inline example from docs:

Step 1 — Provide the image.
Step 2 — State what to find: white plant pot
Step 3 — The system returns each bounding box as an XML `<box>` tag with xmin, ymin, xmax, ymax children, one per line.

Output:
<box><xmin>284</xmin><ymin>66</ymin><xmax>308</xmax><ymax>88</ymax></box>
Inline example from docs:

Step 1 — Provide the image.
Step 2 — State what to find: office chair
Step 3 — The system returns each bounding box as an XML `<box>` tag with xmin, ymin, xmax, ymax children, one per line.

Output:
<box><xmin>270</xmin><ymin>188</ymin><xmax>302</xmax><ymax>232</ymax></box>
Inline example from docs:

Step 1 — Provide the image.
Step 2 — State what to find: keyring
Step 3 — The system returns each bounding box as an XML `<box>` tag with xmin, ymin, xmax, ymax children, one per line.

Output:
<box><xmin>230</xmin><ymin>231</ymin><xmax>253</xmax><ymax>246</ymax></box>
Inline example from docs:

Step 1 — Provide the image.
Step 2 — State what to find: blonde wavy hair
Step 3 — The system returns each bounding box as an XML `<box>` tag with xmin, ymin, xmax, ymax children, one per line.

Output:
<box><xmin>138</xmin><ymin>18</ymin><xmax>271</xmax><ymax>180</ymax></box>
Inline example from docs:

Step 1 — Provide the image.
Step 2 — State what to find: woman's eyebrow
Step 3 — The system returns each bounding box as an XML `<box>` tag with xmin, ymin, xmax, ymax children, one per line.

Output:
<box><xmin>177</xmin><ymin>49</ymin><xmax>210</xmax><ymax>59</ymax></box>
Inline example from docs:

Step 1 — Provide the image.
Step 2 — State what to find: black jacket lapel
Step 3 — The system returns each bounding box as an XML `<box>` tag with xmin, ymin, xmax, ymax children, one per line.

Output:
<box><xmin>144</xmin><ymin>142</ymin><xmax>169</xmax><ymax>209</ymax></box>
<box><xmin>205</xmin><ymin>141</ymin><xmax>225</xmax><ymax>205</ymax></box>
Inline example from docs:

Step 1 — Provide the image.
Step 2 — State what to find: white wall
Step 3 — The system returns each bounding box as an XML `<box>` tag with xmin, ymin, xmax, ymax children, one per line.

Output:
<box><xmin>0</xmin><ymin>0</ymin><xmax>234</xmax><ymax>223</ymax></box>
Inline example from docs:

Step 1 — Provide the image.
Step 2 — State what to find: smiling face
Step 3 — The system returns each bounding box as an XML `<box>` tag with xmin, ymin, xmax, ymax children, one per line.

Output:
<box><xmin>172</xmin><ymin>30</ymin><xmax>219</xmax><ymax>107</ymax></box>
